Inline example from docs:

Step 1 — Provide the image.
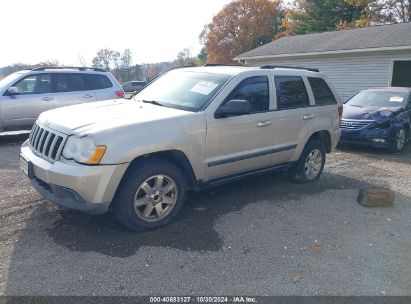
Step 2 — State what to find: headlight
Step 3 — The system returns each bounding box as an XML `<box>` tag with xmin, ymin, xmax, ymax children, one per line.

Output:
<box><xmin>62</xmin><ymin>136</ymin><xmax>106</xmax><ymax>165</ymax></box>
<box><xmin>379</xmin><ymin>110</ymin><xmax>393</xmax><ymax>117</ymax></box>
<box><xmin>373</xmin><ymin>120</ymin><xmax>391</xmax><ymax>129</ymax></box>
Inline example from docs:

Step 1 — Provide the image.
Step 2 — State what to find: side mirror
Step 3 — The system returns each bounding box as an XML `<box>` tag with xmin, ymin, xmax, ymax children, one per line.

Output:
<box><xmin>7</xmin><ymin>87</ymin><xmax>19</xmax><ymax>95</ymax></box>
<box><xmin>215</xmin><ymin>99</ymin><xmax>251</xmax><ymax>118</ymax></box>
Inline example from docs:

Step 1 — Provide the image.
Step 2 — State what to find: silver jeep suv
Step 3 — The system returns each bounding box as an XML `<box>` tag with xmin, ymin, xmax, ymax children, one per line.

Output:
<box><xmin>20</xmin><ymin>65</ymin><xmax>342</xmax><ymax>231</ymax></box>
<box><xmin>0</xmin><ymin>67</ymin><xmax>124</xmax><ymax>132</ymax></box>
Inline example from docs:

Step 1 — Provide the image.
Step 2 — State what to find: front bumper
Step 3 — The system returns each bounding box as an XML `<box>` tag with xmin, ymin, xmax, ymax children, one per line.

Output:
<box><xmin>340</xmin><ymin>126</ymin><xmax>397</xmax><ymax>148</ymax></box>
<box><xmin>20</xmin><ymin>143</ymin><xmax>129</xmax><ymax>214</ymax></box>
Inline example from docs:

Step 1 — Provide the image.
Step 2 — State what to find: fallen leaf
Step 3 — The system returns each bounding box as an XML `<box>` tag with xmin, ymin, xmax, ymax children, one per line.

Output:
<box><xmin>292</xmin><ymin>272</ymin><xmax>301</xmax><ymax>283</ymax></box>
<box><xmin>194</xmin><ymin>207</ymin><xmax>207</xmax><ymax>212</ymax></box>
<box><xmin>313</xmin><ymin>244</ymin><xmax>322</xmax><ymax>252</ymax></box>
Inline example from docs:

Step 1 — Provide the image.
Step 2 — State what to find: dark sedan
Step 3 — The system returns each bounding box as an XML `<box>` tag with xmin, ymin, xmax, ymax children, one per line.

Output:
<box><xmin>340</xmin><ymin>87</ymin><xmax>411</xmax><ymax>152</ymax></box>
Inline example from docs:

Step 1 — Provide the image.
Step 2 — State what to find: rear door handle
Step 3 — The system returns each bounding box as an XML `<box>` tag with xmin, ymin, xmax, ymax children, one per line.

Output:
<box><xmin>257</xmin><ymin>120</ymin><xmax>272</xmax><ymax>127</ymax></box>
<box><xmin>303</xmin><ymin>114</ymin><xmax>314</xmax><ymax>120</ymax></box>
<box><xmin>84</xmin><ymin>94</ymin><xmax>93</xmax><ymax>98</ymax></box>
<box><xmin>41</xmin><ymin>97</ymin><xmax>53</xmax><ymax>101</ymax></box>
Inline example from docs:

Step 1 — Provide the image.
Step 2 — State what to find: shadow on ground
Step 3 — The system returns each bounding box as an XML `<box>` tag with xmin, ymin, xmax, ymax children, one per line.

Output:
<box><xmin>45</xmin><ymin>171</ymin><xmax>372</xmax><ymax>258</ymax></box>
<box><xmin>337</xmin><ymin>142</ymin><xmax>411</xmax><ymax>165</ymax></box>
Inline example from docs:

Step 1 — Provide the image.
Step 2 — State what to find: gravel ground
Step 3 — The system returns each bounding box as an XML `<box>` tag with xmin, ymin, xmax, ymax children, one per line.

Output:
<box><xmin>0</xmin><ymin>132</ymin><xmax>410</xmax><ymax>296</ymax></box>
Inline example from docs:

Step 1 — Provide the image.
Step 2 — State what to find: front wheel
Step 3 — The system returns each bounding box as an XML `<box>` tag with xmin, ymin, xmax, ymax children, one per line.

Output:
<box><xmin>113</xmin><ymin>159</ymin><xmax>187</xmax><ymax>231</ymax></box>
<box><xmin>389</xmin><ymin>127</ymin><xmax>407</xmax><ymax>153</ymax></box>
<box><xmin>289</xmin><ymin>140</ymin><xmax>326</xmax><ymax>183</ymax></box>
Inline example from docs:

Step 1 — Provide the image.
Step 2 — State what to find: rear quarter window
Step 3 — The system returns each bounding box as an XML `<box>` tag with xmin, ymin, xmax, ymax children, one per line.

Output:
<box><xmin>84</xmin><ymin>74</ymin><xmax>113</xmax><ymax>90</ymax></box>
<box><xmin>308</xmin><ymin>77</ymin><xmax>337</xmax><ymax>106</ymax></box>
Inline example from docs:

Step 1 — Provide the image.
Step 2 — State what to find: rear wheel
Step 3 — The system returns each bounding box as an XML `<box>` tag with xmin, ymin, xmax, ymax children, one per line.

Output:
<box><xmin>113</xmin><ymin>159</ymin><xmax>187</xmax><ymax>231</ymax></box>
<box><xmin>289</xmin><ymin>140</ymin><xmax>326</xmax><ymax>183</ymax></box>
<box><xmin>389</xmin><ymin>127</ymin><xmax>406</xmax><ymax>153</ymax></box>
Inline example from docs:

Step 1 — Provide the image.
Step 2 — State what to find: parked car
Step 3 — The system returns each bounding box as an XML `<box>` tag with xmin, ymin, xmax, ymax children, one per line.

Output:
<box><xmin>122</xmin><ymin>81</ymin><xmax>147</xmax><ymax>92</ymax></box>
<box><xmin>340</xmin><ymin>87</ymin><xmax>411</xmax><ymax>152</ymax></box>
<box><xmin>20</xmin><ymin>65</ymin><xmax>342</xmax><ymax>231</ymax></box>
<box><xmin>0</xmin><ymin>67</ymin><xmax>124</xmax><ymax>132</ymax></box>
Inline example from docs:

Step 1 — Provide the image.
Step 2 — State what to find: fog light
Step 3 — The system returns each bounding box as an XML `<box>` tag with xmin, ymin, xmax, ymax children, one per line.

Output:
<box><xmin>372</xmin><ymin>138</ymin><xmax>386</xmax><ymax>143</ymax></box>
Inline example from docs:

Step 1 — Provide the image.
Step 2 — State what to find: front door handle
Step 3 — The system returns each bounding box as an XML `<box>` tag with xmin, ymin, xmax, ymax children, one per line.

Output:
<box><xmin>257</xmin><ymin>120</ymin><xmax>272</xmax><ymax>127</ymax></box>
<box><xmin>303</xmin><ymin>114</ymin><xmax>314</xmax><ymax>120</ymax></box>
<box><xmin>84</xmin><ymin>94</ymin><xmax>93</xmax><ymax>98</ymax></box>
<box><xmin>41</xmin><ymin>97</ymin><xmax>53</xmax><ymax>101</ymax></box>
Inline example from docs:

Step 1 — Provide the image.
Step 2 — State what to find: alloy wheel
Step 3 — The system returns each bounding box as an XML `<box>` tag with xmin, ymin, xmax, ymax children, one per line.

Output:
<box><xmin>304</xmin><ymin>149</ymin><xmax>323</xmax><ymax>180</ymax></box>
<box><xmin>133</xmin><ymin>174</ymin><xmax>178</xmax><ymax>222</ymax></box>
<box><xmin>396</xmin><ymin>128</ymin><xmax>406</xmax><ymax>151</ymax></box>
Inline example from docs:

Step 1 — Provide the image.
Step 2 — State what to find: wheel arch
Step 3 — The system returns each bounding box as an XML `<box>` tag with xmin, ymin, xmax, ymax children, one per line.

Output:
<box><xmin>306</xmin><ymin>130</ymin><xmax>332</xmax><ymax>153</ymax></box>
<box><xmin>120</xmin><ymin>150</ymin><xmax>198</xmax><ymax>190</ymax></box>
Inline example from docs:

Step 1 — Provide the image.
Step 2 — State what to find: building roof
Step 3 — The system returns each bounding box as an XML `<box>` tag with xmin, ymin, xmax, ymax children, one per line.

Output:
<box><xmin>235</xmin><ymin>22</ymin><xmax>411</xmax><ymax>60</ymax></box>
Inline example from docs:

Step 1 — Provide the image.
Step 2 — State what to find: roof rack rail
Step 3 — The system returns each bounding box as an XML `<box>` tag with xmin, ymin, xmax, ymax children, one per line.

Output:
<box><xmin>260</xmin><ymin>65</ymin><xmax>319</xmax><ymax>72</ymax></box>
<box><xmin>31</xmin><ymin>66</ymin><xmax>107</xmax><ymax>72</ymax></box>
<box><xmin>203</xmin><ymin>63</ymin><xmax>242</xmax><ymax>67</ymax></box>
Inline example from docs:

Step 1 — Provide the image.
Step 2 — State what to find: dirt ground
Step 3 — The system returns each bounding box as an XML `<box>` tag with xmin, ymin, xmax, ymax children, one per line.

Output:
<box><xmin>0</xmin><ymin>132</ymin><xmax>410</xmax><ymax>296</ymax></box>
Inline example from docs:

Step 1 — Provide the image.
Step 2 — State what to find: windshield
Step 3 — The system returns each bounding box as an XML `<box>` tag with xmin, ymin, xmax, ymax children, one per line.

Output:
<box><xmin>0</xmin><ymin>72</ymin><xmax>25</xmax><ymax>90</ymax></box>
<box><xmin>134</xmin><ymin>70</ymin><xmax>232</xmax><ymax>111</ymax></box>
<box><xmin>347</xmin><ymin>90</ymin><xmax>408</xmax><ymax>108</ymax></box>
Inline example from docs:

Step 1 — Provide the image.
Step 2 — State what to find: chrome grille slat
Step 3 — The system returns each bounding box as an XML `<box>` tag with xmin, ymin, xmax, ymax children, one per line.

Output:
<box><xmin>48</xmin><ymin>135</ymin><xmax>59</xmax><ymax>160</ymax></box>
<box><xmin>29</xmin><ymin>124</ymin><xmax>37</xmax><ymax>145</ymax></box>
<box><xmin>39</xmin><ymin>130</ymin><xmax>49</xmax><ymax>153</ymax></box>
<box><xmin>35</xmin><ymin>129</ymin><xmax>44</xmax><ymax>150</ymax></box>
<box><xmin>31</xmin><ymin>125</ymin><xmax>40</xmax><ymax>146</ymax></box>
<box><xmin>28</xmin><ymin>123</ymin><xmax>67</xmax><ymax>163</ymax></box>
<box><xmin>42</xmin><ymin>132</ymin><xmax>52</xmax><ymax>157</ymax></box>
<box><xmin>340</xmin><ymin>119</ymin><xmax>374</xmax><ymax>130</ymax></box>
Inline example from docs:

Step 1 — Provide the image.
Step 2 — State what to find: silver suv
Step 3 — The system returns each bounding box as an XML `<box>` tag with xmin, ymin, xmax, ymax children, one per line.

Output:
<box><xmin>20</xmin><ymin>65</ymin><xmax>342</xmax><ymax>231</ymax></box>
<box><xmin>0</xmin><ymin>67</ymin><xmax>124</xmax><ymax>132</ymax></box>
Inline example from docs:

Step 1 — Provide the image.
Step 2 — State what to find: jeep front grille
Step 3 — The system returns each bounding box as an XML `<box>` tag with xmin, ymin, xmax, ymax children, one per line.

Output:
<box><xmin>28</xmin><ymin>123</ymin><xmax>67</xmax><ymax>162</ymax></box>
<box><xmin>340</xmin><ymin>119</ymin><xmax>374</xmax><ymax>130</ymax></box>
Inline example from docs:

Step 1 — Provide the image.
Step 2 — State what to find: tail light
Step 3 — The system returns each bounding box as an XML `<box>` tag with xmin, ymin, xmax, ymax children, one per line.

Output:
<box><xmin>338</xmin><ymin>105</ymin><xmax>343</xmax><ymax>122</ymax></box>
<box><xmin>115</xmin><ymin>90</ymin><xmax>125</xmax><ymax>98</ymax></box>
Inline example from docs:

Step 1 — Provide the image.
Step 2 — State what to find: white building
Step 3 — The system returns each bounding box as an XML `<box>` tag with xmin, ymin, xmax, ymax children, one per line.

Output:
<box><xmin>235</xmin><ymin>23</ymin><xmax>411</xmax><ymax>101</ymax></box>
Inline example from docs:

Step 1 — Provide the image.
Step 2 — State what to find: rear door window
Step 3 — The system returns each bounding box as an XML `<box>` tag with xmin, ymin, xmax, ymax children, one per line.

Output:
<box><xmin>53</xmin><ymin>73</ymin><xmax>86</xmax><ymax>92</ymax></box>
<box><xmin>274</xmin><ymin>76</ymin><xmax>309</xmax><ymax>110</ymax></box>
<box><xmin>308</xmin><ymin>77</ymin><xmax>337</xmax><ymax>105</ymax></box>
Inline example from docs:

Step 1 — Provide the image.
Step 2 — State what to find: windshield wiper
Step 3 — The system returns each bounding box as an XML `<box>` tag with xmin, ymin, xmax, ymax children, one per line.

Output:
<box><xmin>141</xmin><ymin>100</ymin><xmax>164</xmax><ymax>107</ymax></box>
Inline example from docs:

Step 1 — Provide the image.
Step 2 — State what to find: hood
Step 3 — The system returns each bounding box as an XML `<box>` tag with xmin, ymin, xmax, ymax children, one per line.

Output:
<box><xmin>37</xmin><ymin>99</ymin><xmax>192</xmax><ymax>135</ymax></box>
<box><xmin>342</xmin><ymin>104</ymin><xmax>403</xmax><ymax>122</ymax></box>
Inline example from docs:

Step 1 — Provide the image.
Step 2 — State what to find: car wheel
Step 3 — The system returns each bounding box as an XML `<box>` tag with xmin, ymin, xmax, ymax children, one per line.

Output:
<box><xmin>390</xmin><ymin>127</ymin><xmax>406</xmax><ymax>153</ymax></box>
<box><xmin>289</xmin><ymin>140</ymin><xmax>326</xmax><ymax>183</ymax></box>
<box><xmin>113</xmin><ymin>159</ymin><xmax>187</xmax><ymax>231</ymax></box>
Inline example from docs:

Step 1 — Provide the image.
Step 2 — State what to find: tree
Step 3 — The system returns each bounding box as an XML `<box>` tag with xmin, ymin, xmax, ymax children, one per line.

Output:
<box><xmin>120</xmin><ymin>49</ymin><xmax>133</xmax><ymax>82</ymax></box>
<box><xmin>197</xmin><ymin>48</ymin><xmax>208</xmax><ymax>65</ymax></box>
<box><xmin>147</xmin><ymin>65</ymin><xmax>158</xmax><ymax>80</ymax></box>
<box><xmin>275</xmin><ymin>9</ymin><xmax>294</xmax><ymax>39</ymax></box>
<box><xmin>175</xmin><ymin>48</ymin><xmax>195</xmax><ymax>66</ymax></box>
<box><xmin>121</xmin><ymin>49</ymin><xmax>132</xmax><ymax>69</ymax></box>
<box><xmin>92</xmin><ymin>48</ymin><xmax>120</xmax><ymax>71</ymax></box>
<box><xmin>200</xmin><ymin>0</ymin><xmax>282</xmax><ymax>64</ymax></box>
<box><xmin>291</xmin><ymin>0</ymin><xmax>363</xmax><ymax>34</ymax></box>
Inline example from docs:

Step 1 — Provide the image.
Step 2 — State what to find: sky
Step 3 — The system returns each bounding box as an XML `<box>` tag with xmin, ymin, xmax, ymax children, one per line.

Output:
<box><xmin>0</xmin><ymin>0</ymin><xmax>232</xmax><ymax>67</ymax></box>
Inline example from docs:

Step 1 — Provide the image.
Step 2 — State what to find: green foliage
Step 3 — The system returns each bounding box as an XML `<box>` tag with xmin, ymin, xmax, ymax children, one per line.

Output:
<box><xmin>292</xmin><ymin>0</ymin><xmax>363</xmax><ymax>34</ymax></box>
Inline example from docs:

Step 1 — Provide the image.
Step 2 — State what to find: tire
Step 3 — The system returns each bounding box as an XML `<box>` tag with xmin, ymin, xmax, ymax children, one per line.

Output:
<box><xmin>113</xmin><ymin>158</ymin><xmax>187</xmax><ymax>231</ymax></box>
<box><xmin>389</xmin><ymin>127</ymin><xmax>407</xmax><ymax>153</ymax></box>
<box><xmin>289</xmin><ymin>140</ymin><xmax>326</xmax><ymax>183</ymax></box>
